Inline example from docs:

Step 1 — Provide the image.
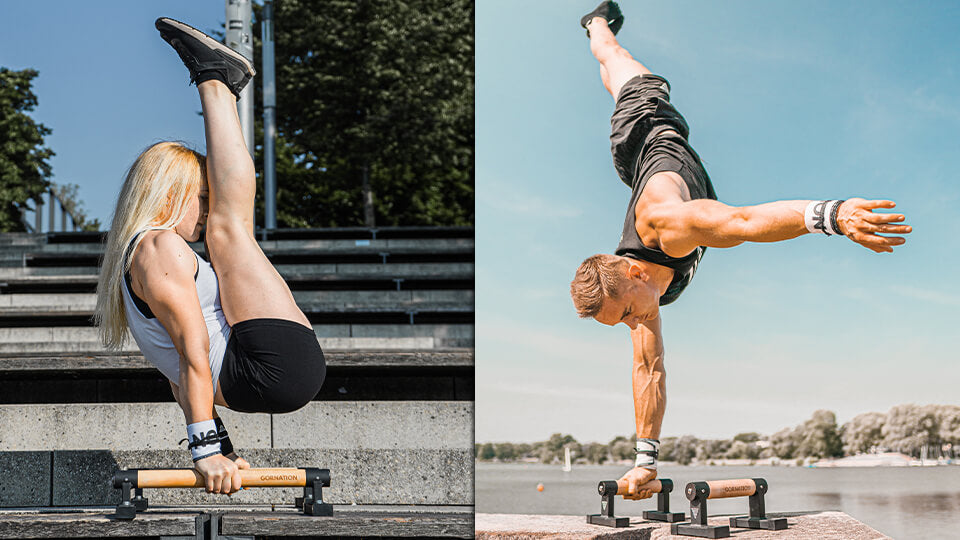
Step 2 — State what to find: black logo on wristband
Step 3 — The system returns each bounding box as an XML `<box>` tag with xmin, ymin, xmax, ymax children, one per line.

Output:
<box><xmin>188</xmin><ymin>429</ymin><xmax>219</xmax><ymax>449</ymax></box>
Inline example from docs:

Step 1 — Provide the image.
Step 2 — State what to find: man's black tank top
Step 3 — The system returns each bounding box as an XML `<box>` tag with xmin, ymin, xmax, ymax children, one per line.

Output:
<box><xmin>610</xmin><ymin>75</ymin><xmax>717</xmax><ymax>306</ymax></box>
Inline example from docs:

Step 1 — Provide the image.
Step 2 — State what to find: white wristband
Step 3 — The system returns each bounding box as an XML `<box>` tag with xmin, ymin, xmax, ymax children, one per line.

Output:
<box><xmin>635</xmin><ymin>438</ymin><xmax>659</xmax><ymax>470</ymax></box>
<box><xmin>187</xmin><ymin>419</ymin><xmax>222</xmax><ymax>462</ymax></box>
<box><xmin>804</xmin><ymin>200</ymin><xmax>844</xmax><ymax>236</ymax></box>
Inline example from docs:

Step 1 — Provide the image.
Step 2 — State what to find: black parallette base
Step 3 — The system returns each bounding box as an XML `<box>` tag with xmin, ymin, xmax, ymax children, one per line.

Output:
<box><xmin>671</xmin><ymin>522</ymin><xmax>730</xmax><ymax>538</ymax></box>
<box><xmin>305</xmin><ymin>501</ymin><xmax>334</xmax><ymax>516</ymax></box>
<box><xmin>730</xmin><ymin>516</ymin><xmax>788</xmax><ymax>530</ymax></box>
<box><xmin>586</xmin><ymin>514</ymin><xmax>629</xmax><ymax>527</ymax></box>
<box><xmin>643</xmin><ymin>510</ymin><xmax>686</xmax><ymax>523</ymax></box>
<box><xmin>113</xmin><ymin>503</ymin><xmax>136</xmax><ymax>520</ymax></box>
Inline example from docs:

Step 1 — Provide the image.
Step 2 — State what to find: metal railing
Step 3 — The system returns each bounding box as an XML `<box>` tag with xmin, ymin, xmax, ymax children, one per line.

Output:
<box><xmin>18</xmin><ymin>187</ymin><xmax>80</xmax><ymax>233</ymax></box>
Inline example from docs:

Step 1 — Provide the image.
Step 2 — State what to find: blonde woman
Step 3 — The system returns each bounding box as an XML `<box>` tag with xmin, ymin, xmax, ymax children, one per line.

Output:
<box><xmin>95</xmin><ymin>18</ymin><xmax>326</xmax><ymax>495</ymax></box>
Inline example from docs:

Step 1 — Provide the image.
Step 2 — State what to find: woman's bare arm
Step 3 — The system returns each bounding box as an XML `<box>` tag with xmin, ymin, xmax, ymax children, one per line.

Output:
<box><xmin>133</xmin><ymin>231</ymin><xmax>212</xmax><ymax>424</ymax></box>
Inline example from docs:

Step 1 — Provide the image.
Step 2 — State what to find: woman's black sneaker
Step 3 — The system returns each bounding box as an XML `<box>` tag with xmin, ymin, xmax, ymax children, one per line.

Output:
<box><xmin>580</xmin><ymin>1</ymin><xmax>624</xmax><ymax>37</ymax></box>
<box><xmin>155</xmin><ymin>17</ymin><xmax>256</xmax><ymax>99</ymax></box>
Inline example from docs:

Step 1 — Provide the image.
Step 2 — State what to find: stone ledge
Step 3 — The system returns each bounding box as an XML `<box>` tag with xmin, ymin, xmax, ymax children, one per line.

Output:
<box><xmin>474</xmin><ymin>512</ymin><xmax>890</xmax><ymax>540</ymax></box>
<box><xmin>0</xmin><ymin>505</ymin><xmax>474</xmax><ymax>538</ymax></box>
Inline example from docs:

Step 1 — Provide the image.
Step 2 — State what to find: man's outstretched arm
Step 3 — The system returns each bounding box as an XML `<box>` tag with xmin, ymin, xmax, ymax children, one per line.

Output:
<box><xmin>644</xmin><ymin>194</ymin><xmax>911</xmax><ymax>258</ymax></box>
<box><xmin>618</xmin><ymin>313</ymin><xmax>666</xmax><ymax>500</ymax></box>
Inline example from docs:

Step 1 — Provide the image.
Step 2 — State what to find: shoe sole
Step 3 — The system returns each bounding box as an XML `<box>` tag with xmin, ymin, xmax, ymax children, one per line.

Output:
<box><xmin>156</xmin><ymin>17</ymin><xmax>257</xmax><ymax>78</ymax></box>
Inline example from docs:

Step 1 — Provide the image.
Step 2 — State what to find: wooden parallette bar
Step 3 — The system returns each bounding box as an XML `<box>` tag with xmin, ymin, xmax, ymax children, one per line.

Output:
<box><xmin>671</xmin><ymin>478</ymin><xmax>788</xmax><ymax>538</ymax></box>
<box><xmin>586</xmin><ymin>478</ymin><xmax>684</xmax><ymax>528</ymax></box>
<box><xmin>116</xmin><ymin>467</ymin><xmax>309</xmax><ymax>489</ymax></box>
<box><xmin>700</xmin><ymin>478</ymin><xmax>757</xmax><ymax>499</ymax></box>
<box><xmin>112</xmin><ymin>467</ymin><xmax>332</xmax><ymax>520</ymax></box>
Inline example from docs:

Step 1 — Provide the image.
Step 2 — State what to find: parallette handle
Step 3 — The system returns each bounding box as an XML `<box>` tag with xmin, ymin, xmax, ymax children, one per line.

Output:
<box><xmin>685</xmin><ymin>478</ymin><xmax>760</xmax><ymax>500</ymax></box>
<box><xmin>114</xmin><ymin>467</ymin><xmax>311</xmax><ymax>488</ymax></box>
<box><xmin>597</xmin><ymin>478</ymin><xmax>664</xmax><ymax>496</ymax></box>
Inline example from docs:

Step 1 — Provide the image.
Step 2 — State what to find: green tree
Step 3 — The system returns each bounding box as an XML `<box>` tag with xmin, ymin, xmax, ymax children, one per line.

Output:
<box><xmin>796</xmin><ymin>410</ymin><xmax>843</xmax><ymax>458</ymax></box>
<box><xmin>478</xmin><ymin>442</ymin><xmax>495</xmax><ymax>460</ymax></box>
<box><xmin>882</xmin><ymin>404</ymin><xmax>939</xmax><ymax>457</ymax></box>
<box><xmin>671</xmin><ymin>435</ymin><xmax>699</xmax><ymax>465</ymax></box>
<box><xmin>768</xmin><ymin>427</ymin><xmax>799</xmax><ymax>459</ymax></box>
<box><xmin>583</xmin><ymin>442</ymin><xmax>609</xmax><ymax>464</ymax></box>
<box><xmin>248</xmin><ymin>0</ymin><xmax>473</xmax><ymax>227</ymax></box>
<box><xmin>0</xmin><ymin>68</ymin><xmax>54</xmax><ymax>232</ymax></box>
<box><xmin>841</xmin><ymin>411</ymin><xmax>886</xmax><ymax>455</ymax></box>
<box><xmin>494</xmin><ymin>442</ymin><xmax>517</xmax><ymax>461</ymax></box>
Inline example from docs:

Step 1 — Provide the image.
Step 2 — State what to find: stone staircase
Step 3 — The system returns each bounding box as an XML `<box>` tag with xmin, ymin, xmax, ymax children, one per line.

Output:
<box><xmin>0</xmin><ymin>228</ymin><xmax>474</xmax><ymax>538</ymax></box>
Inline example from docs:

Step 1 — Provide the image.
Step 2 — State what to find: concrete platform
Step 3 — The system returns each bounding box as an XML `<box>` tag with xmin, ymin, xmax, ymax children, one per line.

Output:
<box><xmin>475</xmin><ymin>512</ymin><xmax>890</xmax><ymax>540</ymax></box>
<box><xmin>0</xmin><ymin>505</ymin><xmax>474</xmax><ymax>538</ymax></box>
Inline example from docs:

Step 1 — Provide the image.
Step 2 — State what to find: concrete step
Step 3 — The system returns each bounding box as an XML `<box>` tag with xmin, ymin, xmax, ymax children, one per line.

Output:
<box><xmin>0</xmin><ymin>290</ymin><xmax>473</xmax><ymax>312</ymax></box>
<box><xmin>0</xmin><ymin>402</ymin><xmax>472</xmax><ymax>452</ymax></box>
<box><xmin>0</xmin><ymin>349</ymin><xmax>474</xmax><ymax>373</ymax></box>
<box><xmin>0</xmin><ymin>448</ymin><xmax>472</xmax><ymax>506</ymax></box>
<box><xmin>0</xmin><ymin>506</ymin><xmax>474</xmax><ymax>539</ymax></box>
<box><xmin>0</xmin><ymin>324</ymin><xmax>474</xmax><ymax>349</ymax></box>
<box><xmin>0</xmin><ymin>261</ymin><xmax>474</xmax><ymax>280</ymax></box>
<box><xmin>3</xmin><ymin>236</ymin><xmax>473</xmax><ymax>256</ymax></box>
<box><xmin>0</xmin><ymin>336</ymin><xmax>447</xmax><ymax>353</ymax></box>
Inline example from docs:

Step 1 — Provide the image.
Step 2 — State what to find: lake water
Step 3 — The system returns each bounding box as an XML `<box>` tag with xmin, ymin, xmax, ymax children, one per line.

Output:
<box><xmin>476</xmin><ymin>462</ymin><xmax>960</xmax><ymax>539</ymax></box>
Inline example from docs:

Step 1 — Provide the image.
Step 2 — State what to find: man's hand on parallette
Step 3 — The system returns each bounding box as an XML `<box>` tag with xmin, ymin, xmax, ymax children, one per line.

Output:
<box><xmin>617</xmin><ymin>466</ymin><xmax>658</xmax><ymax>500</ymax></box>
<box><xmin>837</xmin><ymin>199</ymin><xmax>912</xmax><ymax>253</ymax></box>
<box><xmin>194</xmin><ymin>453</ymin><xmax>242</xmax><ymax>494</ymax></box>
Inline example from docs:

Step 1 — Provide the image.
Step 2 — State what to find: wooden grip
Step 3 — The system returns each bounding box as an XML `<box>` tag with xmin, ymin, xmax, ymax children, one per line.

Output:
<box><xmin>704</xmin><ymin>479</ymin><xmax>756</xmax><ymax>499</ymax></box>
<box><xmin>616</xmin><ymin>478</ymin><xmax>663</xmax><ymax>495</ymax></box>
<box><xmin>136</xmin><ymin>468</ymin><xmax>307</xmax><ymax>488</ymax></box>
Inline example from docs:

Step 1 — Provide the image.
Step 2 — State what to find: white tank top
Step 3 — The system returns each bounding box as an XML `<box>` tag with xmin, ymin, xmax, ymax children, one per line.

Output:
<box><xmin>120</xmin><ymin>228</ymin><xmax>231</xmax><ymax>392</ymax></box>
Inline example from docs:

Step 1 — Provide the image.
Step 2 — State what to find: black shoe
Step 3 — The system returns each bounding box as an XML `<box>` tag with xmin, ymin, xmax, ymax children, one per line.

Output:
<box><xmin>580</xmin><ymin>1</ymin><xmax>623</xmax><ymax>37</ymax></box>
<box><xmin>155</xmin><ymin>17</ymin><xmax>256</xmax><ymax>99</ymax></box>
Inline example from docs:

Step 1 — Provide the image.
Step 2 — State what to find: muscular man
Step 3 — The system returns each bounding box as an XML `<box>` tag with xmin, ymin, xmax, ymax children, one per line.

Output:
<box><xmin>569</xmin><ymin>1</ymin><xmax>911</xmax><ymax>499</ymax></box>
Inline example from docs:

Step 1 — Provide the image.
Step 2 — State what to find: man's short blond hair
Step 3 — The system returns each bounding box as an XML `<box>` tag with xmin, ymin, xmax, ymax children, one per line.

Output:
<box><xmin>570</xmin><ymin>254</ymin><xmax>628</xmax><ymax>318</ymax></box>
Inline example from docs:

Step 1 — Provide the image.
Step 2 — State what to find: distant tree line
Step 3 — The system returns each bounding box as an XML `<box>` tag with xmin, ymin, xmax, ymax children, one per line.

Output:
<box><xmin>476</xmin><ymin>405</ymin><xmax>960</xmax><ymax>465</ymax></box>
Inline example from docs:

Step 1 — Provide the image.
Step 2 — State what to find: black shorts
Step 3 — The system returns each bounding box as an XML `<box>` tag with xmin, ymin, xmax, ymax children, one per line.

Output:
<box><xmin>609</xmin><ymin>74</ymin><xmax>696</xmax><ymax>190</ymax></box>
<box><xmin>218</xmin><ymin>318</ymin><xmax>326</xmax><ymax>414</ymax></box>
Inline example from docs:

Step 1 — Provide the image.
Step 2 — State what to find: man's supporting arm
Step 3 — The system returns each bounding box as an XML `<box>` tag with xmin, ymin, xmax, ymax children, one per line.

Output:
<box><xmin>618</xmin><ymin>313</ymin><xmax>667</xmax><ymax>499</ymax></box>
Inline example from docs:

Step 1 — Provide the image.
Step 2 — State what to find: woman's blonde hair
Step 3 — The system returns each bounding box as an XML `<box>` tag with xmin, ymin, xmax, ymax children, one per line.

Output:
<box><xmin>94</xmin><ymin>141</ymin><xmax>207</xmax><ymax>350</ymax></box>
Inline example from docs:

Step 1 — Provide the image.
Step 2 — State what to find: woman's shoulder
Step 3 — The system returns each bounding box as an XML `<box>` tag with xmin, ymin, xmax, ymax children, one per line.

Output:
<box><xmin>130</xmin><ymin>230</ymin><xmax>198</xmax><ymax>283</ymax></box>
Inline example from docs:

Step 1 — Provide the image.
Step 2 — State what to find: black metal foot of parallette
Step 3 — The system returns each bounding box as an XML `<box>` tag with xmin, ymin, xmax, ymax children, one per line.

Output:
<box><xmin>132</xmin><ymin>488</ymin><xmax>149</xmax><ymax>512</ymax></box>
<box><xmin>671</xmin><ymin>522</ymin><xmax>730</xmax><ymax>538</ymax></box>
<box><xmin>586</xmin><ymin>514</ymin><xmax>629</xmax><ymax>527</ymax></box>
<box><xmin>730</xmin><ymin>516</ymin><xmax>788</xmax><ymax>530</ymax></box>
<box><xmin>114</xmin><ymin>502</ymin><xmax>137</xmax><ymax>520</ymax></box>
<box><xmin>643</xmin><ymin>509</ymin><xmax>686</xmax><ymax>522</ymax></box>
<box><xmin>296</xmin><ymin>468</ymin><xmax>333</xmax><ymax>517</ymax></box>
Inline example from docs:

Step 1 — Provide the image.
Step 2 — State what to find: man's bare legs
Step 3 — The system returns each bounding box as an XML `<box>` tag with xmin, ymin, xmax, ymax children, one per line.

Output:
<box><xmin>587</xmin><ymin>18</ymin><xmax>652</xmax><ymax>99</ymax></box>
<box><xmin>198</xmin><ymin>80</ymin><xmax>311</xmax><ymax>329</ymax></box>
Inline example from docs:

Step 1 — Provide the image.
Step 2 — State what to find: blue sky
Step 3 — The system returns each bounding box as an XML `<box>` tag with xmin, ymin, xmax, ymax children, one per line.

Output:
<box><xmin>1</xmin><ymin>0</ymin><xmax>228</xmax><ymax>228</ymax></box>
<box><xmin>477</xmin><ymin>1</ymin><xmax>960</xmax><ymax>442</ymax></box>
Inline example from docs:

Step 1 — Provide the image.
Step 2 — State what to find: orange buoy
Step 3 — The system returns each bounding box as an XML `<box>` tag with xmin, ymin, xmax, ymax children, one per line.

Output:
<box><xmin>537</xmin><ymin>483</ymin><xmax>544</xmax><ymax>492</ymax></box>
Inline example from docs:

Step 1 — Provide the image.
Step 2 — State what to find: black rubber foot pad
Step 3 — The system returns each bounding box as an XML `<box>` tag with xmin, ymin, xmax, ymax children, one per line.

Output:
<box><xmin>671</xmin><ymin>522</ymin><xmax>731</xmax><ymax>538</ymax></box>
<box><xmin>586</xmin><ymin>514</ymin><xmax>629</xmax><ymax>527</ymax></box>
<box><xmin>730</xmin><ymin>516</ymin><xmax>788</xmax><ymax>530</ymax></box>
<box><xmin>643</xmin><ymin>510</ymin><xmax>686</xmax><ymax>522</ymax></box>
